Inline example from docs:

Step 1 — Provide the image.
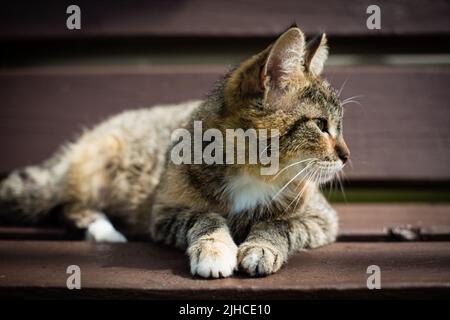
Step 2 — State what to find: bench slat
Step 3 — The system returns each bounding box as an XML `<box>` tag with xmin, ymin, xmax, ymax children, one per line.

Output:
<box><xmin>0</xmin><ymin>240</ymin><xmax>448</xmax><ymax>298</ymax></box>
<box><xmin>0</xmin><ymin>204</ymin><xmax>449</xmax><ymax>241</ymax></box>
<box><xmin>337</xmin><ymin>204</ymin><xmax>450</xmax><ymax>241</ymax></box>
<box><xmin>0</xmin><ymin>226</ymin><xmax>67</xmax><ymax>240</ymax></box>
<box><xmin>1</xmin><ymin>0</ymin><xmax>449</xmax><ymax>39</ymax></box>
<box><xmin>0</xmin><ymin>66</ymin><xmax>449</xmax><ymax>181</ymax></box>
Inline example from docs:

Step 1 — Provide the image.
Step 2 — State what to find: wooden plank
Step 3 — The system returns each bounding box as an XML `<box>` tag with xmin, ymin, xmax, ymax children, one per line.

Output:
<box><xmin>0</xmin><ymin>66</ymin><xmax>222</xmax><ymax>172</ymax></box>
<box><xmin>337</xmin><ymin>204</ymin><xmax>450</xmax><ymax>241</ymax></box>
<box><xmin>0</xmin><ymin>66</ymin><xmax>449</xmax><ymax>181</ymax></box>
<box><xmin>1</xmin><ymin>204</ymin><xmax>449</xmax><ymax>241</ymax></box>
<box><xmin>0</xmin><ymin>227</ymin><xmax>67</xmax><ymax>241</ymax></box>
<box><xmin>1</xmin><ymin>0</ymin><xmax>449</xmax><ymax>39</ymax></box>
<box><xmin>0</xmin><ymin>241</ymin><xmax>448</xmax><ymax>299</ymax></box>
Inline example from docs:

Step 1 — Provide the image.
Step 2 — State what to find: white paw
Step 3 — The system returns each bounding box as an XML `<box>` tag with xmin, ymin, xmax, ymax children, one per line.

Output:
<box><xmin>86</xmin><ymin>217</ymin><xmax>127</xmax><ymax>243</ymax></box>
<box><xmin>238</xmin><ymin>243</ymin><xmax>283</xmax><ymax>276</ymax></box>
<box><xmin>188</xmin><ymin>240</ymin><xmax>238</xmax><ymax>278</ymax></box>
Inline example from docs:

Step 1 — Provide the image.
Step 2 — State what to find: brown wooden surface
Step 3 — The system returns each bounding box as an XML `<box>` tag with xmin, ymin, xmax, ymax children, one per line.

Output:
<box><xmin>0</xmin><ymin>66</ymin><xmax>449</xmax><ymax>181</ymax></box>
<box><xmin>0</xmin><ymin>241</ymin><xmax>448</xmax><ymax>299</ymax></box>
<box><xmin>1</xmin><ymin>0</ymin><xmax>449</xmax><ymax>39</ymax></box>
<box><xmin>0</xmin><ymin>226</ymin><xmax>67</xmax><ymax>241</ymax></box>
<box><xmin>1</xmin><ymin>204</ymin><xmax>449</xmax><ymax>241</ymax></box>
<box><xmin>337</xmin><ymin>204</ymin><xmax>450</xmax><ymax>241</ymax></box>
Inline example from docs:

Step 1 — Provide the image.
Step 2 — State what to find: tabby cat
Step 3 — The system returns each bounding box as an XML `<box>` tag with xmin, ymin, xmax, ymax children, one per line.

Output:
<box><xmin>0</xmin><ymin>27</ymin><xmax>350</xmax><ymax>278</ymax></box>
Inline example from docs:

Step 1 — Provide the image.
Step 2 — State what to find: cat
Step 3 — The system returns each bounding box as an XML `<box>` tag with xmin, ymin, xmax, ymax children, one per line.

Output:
<box><xmin>0</xmin><ymin>26</ymin><xmax>350</xmax><ymax>278</ymax></box>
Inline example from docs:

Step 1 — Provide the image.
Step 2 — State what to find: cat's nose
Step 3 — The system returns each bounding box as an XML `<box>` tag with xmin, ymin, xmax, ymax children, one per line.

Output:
<box><xmin>336</xmin><ymin>144</ymin><xmax>350</xmax><ymax>164</ymax></box>
<box><xmin>338</xmin><ymin>151</ymin><xmax>349</xmax><ymax>164</ymax></box>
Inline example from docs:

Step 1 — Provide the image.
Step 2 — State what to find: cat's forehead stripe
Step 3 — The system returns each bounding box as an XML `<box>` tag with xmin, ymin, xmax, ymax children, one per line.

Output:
<box><xmin>300</xmin><ymin>80</ymin><xmax>342</xmax><ymax>115</ymax></box>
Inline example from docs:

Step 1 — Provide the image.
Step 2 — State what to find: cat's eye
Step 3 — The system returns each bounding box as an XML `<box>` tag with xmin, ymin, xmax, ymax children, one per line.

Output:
<box><xmin>314</xmin><ymin>118</ymin><xmax>328</xmax><ymax>133</ymax></box>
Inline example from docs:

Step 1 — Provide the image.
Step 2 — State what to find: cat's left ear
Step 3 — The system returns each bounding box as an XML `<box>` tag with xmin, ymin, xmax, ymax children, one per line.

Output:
<box><xmin>262</xmin><ymin>27</ymin><xmax>306</xmax><ymax>90</ymax></box>
<box><xmin>304</xmin><ymin>33</ymin><xmax>329</xmax><ymax>76</ymax></box>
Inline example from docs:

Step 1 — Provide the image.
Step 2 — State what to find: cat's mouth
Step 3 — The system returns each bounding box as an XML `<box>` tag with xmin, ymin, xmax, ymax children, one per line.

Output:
<box><xmin>277</xmin><ymin>158</ymin><xmax>344</xmax><ymax>185</ymax></box>
<box><xmin>308</xmin><ymin>160</ymin><xmax>344</xmax><ymax>184</ymax></box>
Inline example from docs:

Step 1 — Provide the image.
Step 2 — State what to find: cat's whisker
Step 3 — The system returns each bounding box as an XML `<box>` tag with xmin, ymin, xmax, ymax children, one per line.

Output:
<box><xmin>333</xmin><ymin>172</ymin><xmax>339</xmax><ymax>195</ymax></box>
<box><xmin>259</xmin><ymin>143</ymin><xmax>271</xmax><ymax>157</ymax></box>
<box><xmin>284</xmin><ymin>163</ymin><xmax>318</xmax><ymax>212</ymax></box>
<box><xmin>340</xmin><ymin>168</ymin><xmax>349</xmax><ymax>187</ymax></box>
<box><xmin>318</xmin><ymin>167</ymin><xmax>325</xmax><ymax>190</ymax></box>
<box><xmin>324</xmin><ymin>174</ymin><xmax>331</xmax><ymax>197</ymax></box>
<box><xmin>342</xmin><ymin>99</ymin><xmax>362</xmax><ymax>106</ymax></box>
<box><xmin>328</xmin><ymin>169</ymin><xmax>337</xmax><ymax>196</ymax></box>
<box><xmin>285</xmin><ymin>180</ymin><xmax>307</xmax><ymax>213</ymax></box>
<box><xmin>292</xmin><ymin>172</ymin><xmax>315</xmax><ymax>212</ymax></box>
<box><xmin>272</xmin><ymin>161</ymin><xmax>315</xmax><ymax>200</ymax></box>
<box><xmin>341</xmin><ymin>95</ymin><xmax>364</xmax><ymax>111</ymax></box>
<box><xmin>342</xmin><ymin>94</ymin><xmax>364</xmax><ymax>103</ymax></box>
<box><xmin>303</xmin><ymin>168</ymin><xmax>321</xmax><ymax>202</ymax></box>
<box><xmin>286</xmin><ymin>168</ymin><xmax>317</xmax><ymax>213</ymax></box>
<box><xmin>348</xmin><ymin>158</ymin><xmax>354</xmax><ymax>169</ymax></box>
<box><xmin>342</xmin><ymin>100</ymin><xmax>363</xmax><ymax>108</ymax></box>
<box><xmin>271</xmin><ymin>158</ymin><xmax>316</xmax><ymax>181</ymax></box>
<box><xmin>257</xmin><ymin>131</ymin><xmax>282</xmax><ymax>158</ymax></box>
<box><xmin>338</xmin><ymin>77</ymin><xmax>349</xmax><ymax>97</ymax></box>
<box><xmin>329</xmin><ymin>174</ymin><xmax>335</xmax><ymax>197</ymax></box>
<box><xmin>337</xmin><ymin>171</ymin><xmax>347</xmax><ymax>202</ymax></box>
<box><xmin>315</xmin><ymin>167</ymin><xmax>321</xmax><ymax>190</ymax></box>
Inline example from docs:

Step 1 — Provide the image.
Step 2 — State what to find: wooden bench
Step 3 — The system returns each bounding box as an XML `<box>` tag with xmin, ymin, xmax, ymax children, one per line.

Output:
<box><xmin>0</xmin><ymin>0</ymin><xmax>449</xmax><ymax>299</ymax></box>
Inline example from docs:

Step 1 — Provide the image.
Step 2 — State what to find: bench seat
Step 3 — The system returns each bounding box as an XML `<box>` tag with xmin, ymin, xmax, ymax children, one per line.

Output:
<box><xmin>0</xmin><ymin>240</ymin><xmax>448</xmax><ymax>299</ymax></box>
<box><xmin>0</xmin><ymin>204</ymin><xmax>449</xmax><ymax>298</ymax></box>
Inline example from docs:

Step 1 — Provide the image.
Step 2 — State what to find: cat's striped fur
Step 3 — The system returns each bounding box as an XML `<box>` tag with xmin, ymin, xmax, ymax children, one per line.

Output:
<box><xmin>0</xmin><ymin>27</ymin><xmax>349</xmax><ymax>277</ymax></box>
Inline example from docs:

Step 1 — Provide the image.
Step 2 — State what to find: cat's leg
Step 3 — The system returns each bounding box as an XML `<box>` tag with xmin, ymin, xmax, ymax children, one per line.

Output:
<box><xmin>238</xmin><ymin>192</ymin><xmax>338</xmax><ymax>276</ymax></box>
<box><xmin>63</xmin><ymin>205</ymin><xmax>127</xmax><ymax>243</ymax></box>
<box><xmin>151</xmin><ymin>205</ymin><xmax>238</xmax><ymax>278</ymax></box>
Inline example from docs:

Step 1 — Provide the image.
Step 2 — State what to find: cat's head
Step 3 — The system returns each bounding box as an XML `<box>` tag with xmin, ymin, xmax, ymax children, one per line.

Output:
<box><xmin>223</xmin><ymin>27</ymin><xmax>350</xmax><ymax>183</ymax></box>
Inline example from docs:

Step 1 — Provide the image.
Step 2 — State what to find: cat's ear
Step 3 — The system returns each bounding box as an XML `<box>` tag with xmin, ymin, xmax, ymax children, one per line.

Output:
<box><xmin>262</xmin><ymin>27</ymin><xmax>306</xmax><ymax>90</ymax></box>
<box><xmin>304</xmin><ymin>33</ymin><xmax>328</xmax><ymax>76</ymax></box>
<box><xmin>223</xmin><ymin>27</ymin><xmax>306</xmax><ymax>106</ymax></box>
<box><xmin>223</xmin><ymin>44</ymin><xmax>272</xmax><ymax>105</ymax></box>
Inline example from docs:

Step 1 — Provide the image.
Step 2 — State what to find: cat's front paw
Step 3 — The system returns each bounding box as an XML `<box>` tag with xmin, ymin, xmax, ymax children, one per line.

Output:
<box><xmin>237</xmin><ymin>242</ymin><xmax>284</xmax><ymax>277</ymax></box>
<box><xmin>188</xmin><ymin>239</ymin><xmax>238</xmax><ymax>278</ymax></box>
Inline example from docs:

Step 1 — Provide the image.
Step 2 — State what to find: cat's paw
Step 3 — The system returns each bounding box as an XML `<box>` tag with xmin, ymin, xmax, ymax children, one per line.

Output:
<box><xmin>188</xmin><ymin>239</ymin><xmax>238</xmax><ymax>278</ymax></box>
<box><xmin>237</xmin><ymin>242</ymin><xmax>284</xmax><ymax>277</ymax></box>
<box><xmin>86</xmin><ymin>218</ymin><xmax>127</xmax><ymax>243</ymax></box>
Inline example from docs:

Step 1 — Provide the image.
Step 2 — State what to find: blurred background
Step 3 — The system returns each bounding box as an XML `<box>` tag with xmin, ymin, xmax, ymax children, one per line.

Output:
<box><xmin>0</xmin><ymin>0</ymin><xmax>449</xmax><ymax>205</ymax></box>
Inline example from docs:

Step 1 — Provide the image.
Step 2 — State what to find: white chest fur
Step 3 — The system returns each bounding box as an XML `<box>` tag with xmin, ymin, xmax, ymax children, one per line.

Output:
<box><xmin>224</xmin><ymin>174</ymin><xmax>279</xmax><ymax>214</ymax></box>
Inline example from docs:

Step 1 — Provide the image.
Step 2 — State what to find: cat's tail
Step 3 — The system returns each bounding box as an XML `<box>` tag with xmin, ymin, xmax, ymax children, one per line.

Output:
<box><xmin>0</xmin><ymin>147</ymin><xmax>69</xmax><ymax>224</ymax></box>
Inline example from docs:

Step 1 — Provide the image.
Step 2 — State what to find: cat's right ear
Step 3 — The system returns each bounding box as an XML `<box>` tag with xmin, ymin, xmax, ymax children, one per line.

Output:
<box><xmin>304</xmin><ymin>33</ymin><xmax>328</xmax><ymax>76</ymax></box>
